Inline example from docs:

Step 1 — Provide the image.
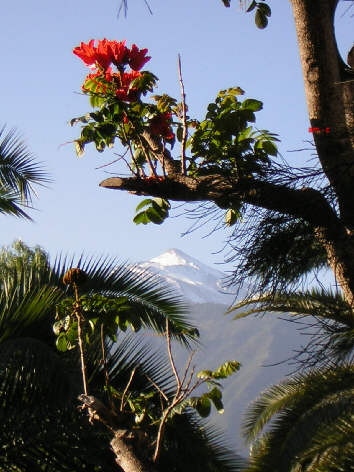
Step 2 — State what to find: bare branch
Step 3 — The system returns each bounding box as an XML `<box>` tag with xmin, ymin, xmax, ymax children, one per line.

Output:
<box><xmin>120</xmin><ymin>367</ymin><xmax>136</xmax><ymax>412</ymax></box>
<box><xmin>177</xmin><ymin>54</ymin><xmax>188</xmax><ymax>175</ymax></box>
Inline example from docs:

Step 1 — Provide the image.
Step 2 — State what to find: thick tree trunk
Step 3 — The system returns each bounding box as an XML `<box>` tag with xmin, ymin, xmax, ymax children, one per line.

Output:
<box><xmin>289</xmin><ymin>0</ymin><xmax>354</xmax><ymax>305</ymax></box>
<box><xmin>289</xmin><ymin>0</ymin><xmax>354</xmax><ymax>228</ymax></box>
<box><xmin>111</xmin><ymin>430</ymin><xmax>156</xmax><ymax>472</ymax></box>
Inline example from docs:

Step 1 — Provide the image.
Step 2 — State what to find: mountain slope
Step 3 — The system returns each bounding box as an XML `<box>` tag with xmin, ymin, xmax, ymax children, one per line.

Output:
<box><xmin>135</xmin><ymin>249</ymin><xmax>303</xmax><ymax>455</ymax></box>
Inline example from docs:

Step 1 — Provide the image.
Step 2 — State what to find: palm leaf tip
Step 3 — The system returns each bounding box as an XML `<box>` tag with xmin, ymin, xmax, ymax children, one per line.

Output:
<box><xmin>0</xmin><ymin>125</ymin><xmax>51</xmax><ymax>206</ymax></box>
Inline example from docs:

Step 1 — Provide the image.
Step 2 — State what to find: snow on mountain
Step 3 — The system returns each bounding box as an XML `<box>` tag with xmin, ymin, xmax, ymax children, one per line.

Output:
<box><xmin>137</xmin><ymin>248</ymin><xmax>237</xmax><ymax>305</ymax></box>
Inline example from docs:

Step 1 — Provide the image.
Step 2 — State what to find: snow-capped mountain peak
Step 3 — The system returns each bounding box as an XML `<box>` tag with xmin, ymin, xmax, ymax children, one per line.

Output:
<box><xmin>137</xmin><ymin>248</ymin><xmax>236</xmax><ymax>304</ymax></box>
<box><xmin>150</xmin><ymin>248</ymin><xmax>199</xmax><ymax>268</ymax></box>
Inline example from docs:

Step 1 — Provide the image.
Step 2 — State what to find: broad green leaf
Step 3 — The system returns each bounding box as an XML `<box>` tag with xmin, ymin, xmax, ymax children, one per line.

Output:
<box><xmin>176</xmin><ymin>126</ymin><xmax>183</xmax><ymax>142</ymax></box>
<box><xmin>225</xmin><ymin>208</ymin><xmax>241</xmax><ymax>226</ymax></box>
<box><xmin>197</xmin><ymin>370</ymin><xmax>213</xmax><ymax>379</ymax></box>
<box><xmin>135</xmin><ymin>199</ymin><xmax>155</xmax><ymax>212</ymax></box>
<box><xmin>154</xmin><ymin>198</ymin><xmax>170</xmax><ymax>210</ymax></box>
<box><xmin>133</xmin><ymin>212</ymin><xmax>151</xmax><ymax>225</ymax></box>
<box><xmin>207</xmin><ymin>387</ymin><xmax>224</xmax><ymax>414</ymax></box>
<box><xmin>56</xmin><ymin>333</ymin><xmax>68</xmax><ymax>352</ymax></box>
<box><xmin>258</xmin><ymin>2</ymin><xmax>271</xmax><ymax>17</ymax></box>
<box><xmin>196</xmin><ymin>395</ymin><xmax>212</xmax><ymax>418</ymax></box>
<box><xmin>255</xmin><ymin>9</ymin><xmax>268</xmax><ymax>29</ymax></box>
<box><xmin>241</xmin><ymin>99</ymin><xmax>263</xmax><ymax>112</ymax></box>
<box><xmin>75</xmin><ymin>140</ymin><xmax>85</xmax><ymax>158</ymax></box>
<box><xmin>211</xmin><ymin>360</ymin><xmax>241</xmax><ymax>379</ymax></box>
<box><xmin>246</xmin><ymin>0</ymin><xmax>257</xmax><ymax>12</ymax></box>
<box><xmin>146</xmin><ymin>206</ymin><xmax>165</xmax><ymax>224</ymax></box>
<box><xmin>262</xmin><ymin>140</ymin><xmax>278</xmax><ymax>156</ymax></box>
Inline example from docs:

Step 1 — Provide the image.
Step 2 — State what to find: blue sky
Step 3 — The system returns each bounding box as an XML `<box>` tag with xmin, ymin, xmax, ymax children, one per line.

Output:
<box><xmin>1</xmin><ymin>0</ymin><xmax>352</xmax><ymax>270</ymax></box>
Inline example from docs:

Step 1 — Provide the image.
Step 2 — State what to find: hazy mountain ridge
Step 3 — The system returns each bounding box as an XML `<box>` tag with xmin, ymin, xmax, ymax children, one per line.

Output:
<box><xmin>135</xmin><ymin>248</ymin><xmax>303</xmax><ymax>454</ymax></box>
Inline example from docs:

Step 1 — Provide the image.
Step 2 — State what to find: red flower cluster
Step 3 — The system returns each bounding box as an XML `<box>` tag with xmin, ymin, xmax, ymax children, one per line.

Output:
<box><xmin>82</xmin><ymin>68</ymin><xmax>141</xmax><ymax>102</ymax></box>
<box><xmin>149</xmin><ymin>112</ymin><xmax>174</xmax><ymax>140</ymax></box>
<box><xmin>114</xmin><ymin>70</ymin><xmax>141</xmax><ymax>102</ymax></box>
<box><xmin>73</xmin><ymin>39</ymin><xmax>150</xmax><ymax>71</ymax></box>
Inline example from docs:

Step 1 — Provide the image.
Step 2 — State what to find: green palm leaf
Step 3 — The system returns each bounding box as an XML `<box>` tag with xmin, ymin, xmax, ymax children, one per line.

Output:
<box><xmin>228</xmin><ymin>289</ymin><xmax>354</xmax><ymax>365</ymax></box>
<box><xmin>243</xmin><ymin>365</ymin><xmax>354</xmax><ymax>472</ymax></box>
<box><xmin>0</xmin><ymin>126</ymin><xmax>50</xmax><ymax>219</ymax></box>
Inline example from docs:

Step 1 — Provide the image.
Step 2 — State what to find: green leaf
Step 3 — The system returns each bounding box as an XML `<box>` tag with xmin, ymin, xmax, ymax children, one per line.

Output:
<box><xmin>262</xmin><ymin>140</ymin><xmax>278</xmax><ymax>156</ymax></box>
<box><xmin>258</xmin><ymin>2</ymin><xmax>271</xmax><ymax>17</ymax></box>
<box><xmin>56</xmin><ymin>333</ymin><xmax>68</xmax><ymax>352</ymax></box>
<box><xmin>255</xmin><ymin>8</ymin><xmax>268</xmax><ymax>29</ymax></box>
<box><xmin>207</xmin><ymin>387</ymin><xmax>224</xmax><ymax>414</ymax></box>
<box><xmin>246</xmin><ymin>0</ymin><xmax>257</xmax><ymax>12</ymax></box>
<box><xmin>211</xmin><ymin>360</ymin><xmax>241</xmax><ymax>379</ymax></box>
<box><xmin>133</xmin><ymin>212</ymin><xmax>151</xmax><ymax>225</ymax></box>
<box><xmin>176</xmin><ymin>126</ymin><xmax>183</xmax><ymax>142</ymax></box>
<box><xmin>146</xmin><ymin>206</ymin><xmax>165</xmax><ymax>224</ymax></box>
<box><xmin>225</xmin><ymin>208</ymin><xmax>241</xmax><ymax>226</ymax></box>
<box><xmin>75</xmin><ymin>140</ymin><xmax>85</xmax><ymax>158</ymax></box>
<box><xmin>241</xmin><ymin>99</ymin><xmax>263</xmax><ymax>112</ymax></box>
<box><xmin>197</xmin><ymin>370</ymin><xmax>213</xmax><ymax>379</ymax></box>
<box><xmin>89</xmin><ymin>94</ymin><xmax>106</xmax><ymax>108</ymax></box>
<box><xmin>196</xmin><ymin>395</ymin><xmax>211</xmax><ymax>417</ymax></box>
<box><xmin>154</xmin><ymin>198</ymin><xmax>171</xmax><ymax>210</ymax></box>
<box><xmin>135</xmin><ymin>199</ymin><xmax>155</xmax><ymax>212</ymax></box>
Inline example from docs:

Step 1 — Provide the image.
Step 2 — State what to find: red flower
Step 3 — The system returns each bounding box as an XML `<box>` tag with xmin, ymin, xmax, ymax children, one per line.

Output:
<box><xmin>129</xmin><ymin>44</ymin><xmax>151</xmax><ymax>71</ymax></box>
<box><xmin>110</xmin><ymin>40</ymin><xmax>129</xmax><ymax>67</ymax></box>
<box><xmin>73</xmin><ymin>39</ymin><xmax>97</xmax><ymax>68</ymax></box>
<box><xmin>149</xmin><ymin>112</ymin><xmax>174</xmax><ymax>140</ymax></box>
<box><xmin>115</xmin><ymin>71</ymin><xmax>142</xmax><ymax>102</ymax></box>
<box><xmin>74</xmin><ymin>39</ymin><xmax>151</xmax><ymax>73</ymax></box>
<box><xmin>95</xmin><ymin>38</ymin><xmax>114</xmax><ymax>70</ymax></box>
<box><xmin>74</xmin><ymin>38</ymin><xmax>113</xmax><ymax>70</ymax></box>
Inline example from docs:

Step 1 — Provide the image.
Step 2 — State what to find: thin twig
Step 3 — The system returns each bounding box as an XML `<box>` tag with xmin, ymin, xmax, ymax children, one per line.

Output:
<box><xmin>100</xmin><ymin>323</ymin><xmax>115</xmax><ymax>412</ymax></box>
<box><xmin>95</xmin><ymin>149</ymin><xmax>129</xmax><ymax>170</ymax></box>
<box><xmin>121</xmin><ymin>125</ymin><xmax>142</xmax><ymax>177</ymax></box>
<box><xmin>120</xmin><ymin>367</ymin><xmax>136</xmax><ymax>412</ymax></box>
<box><xmin>165</xmin><ymin>318</ymin><xmax>181</xmax><ymax>390</ymax></box>
<box><xmin>145</xmin><ymin>374</ymin><xmax>169</xmax><ymax>402</ymax></box>
<box><xmin>182</xmin><ymin>365</ymin><xmax>195</xmax><ymax>395</ymax></box>
<box><xmin>179</xmin><ymin>351</ymin><xmax>195</xmax><ymax>387</ymax></box>
<box><xmin>137</xmin><ymin>135</ymin><xmax>158</xmax><ymax>177</ymax></box>
<box><xmin>177</xmin><ymin>54</ymin><xmax>188</xmax><ymax>175</ymax></box>
<box><xmin>73</xmin><ymin>283</ymin><xmax>88</xmax><ymax>396</ymax></box>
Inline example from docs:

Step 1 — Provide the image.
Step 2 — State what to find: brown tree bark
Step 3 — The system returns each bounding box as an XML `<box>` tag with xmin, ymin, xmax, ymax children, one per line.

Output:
<box><xmin>289</xmin><ymin>0</ymin><xmax>354</xmax><ymax>228</ymax></box>
<box><xmin>111</xmin><ymin>430</ymin><xmax>156</xmax><ymax>472</ymax></box>
<box><xmin>79</xmin><ymin>395</ymin><xmax>156</xmax><ymax>472</ymax></box>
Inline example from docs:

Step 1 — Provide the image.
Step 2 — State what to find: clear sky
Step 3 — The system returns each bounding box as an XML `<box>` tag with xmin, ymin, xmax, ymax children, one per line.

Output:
<box><xmin>1</xmin><ymin>0</ymin><xmax>352</xmax><ymax>269</ymax></box>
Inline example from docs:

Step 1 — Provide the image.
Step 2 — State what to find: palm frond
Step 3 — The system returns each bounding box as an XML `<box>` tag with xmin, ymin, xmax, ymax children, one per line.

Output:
<box><xmin>51</xmin><ymin>253</ymin><xmax>199</xmax><ymax>346</ymax></box>
<box><xmin>243</xmin><ymin>364</ymin><xmax>354</xmax><ymax>443</ymax></box>
<box><xmin>158</xmin><ymin>411</ymin><xmax>247</xmax><ymax>472</ymax></box>
<box><xmin>0</xmin><ymin>337</ymin><xmax>79</xmax><ymax>415</ymax></box>
<box><xmin>243</xmin><ymin>365</ymin><xmax>354</xmax><ymax>472</ymax></box>
<box><xmin>0</xmin><ymin>126</ymin><xmax>50</xmax><ymax>202</ymax></box>
<box><xmin>302</xmin><ymin>416</ymin><xmax>354</xmax><ymax>472</ymax></box>
<box><xmin>229</xmin><ymin>289</ymin><xmax>354</xmax><ymax>367</ymax></box>
<box><xmin>0</xmin><ymin>187</ymin><xmax>33</xmax><ymax>219</ymax></box>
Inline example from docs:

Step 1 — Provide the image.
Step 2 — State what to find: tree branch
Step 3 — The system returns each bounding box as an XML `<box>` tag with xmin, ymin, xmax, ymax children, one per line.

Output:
<box><xmin>100</xmin><ymin>173</ymin><xmax>338</xmax><ymax>228</ymax></box>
